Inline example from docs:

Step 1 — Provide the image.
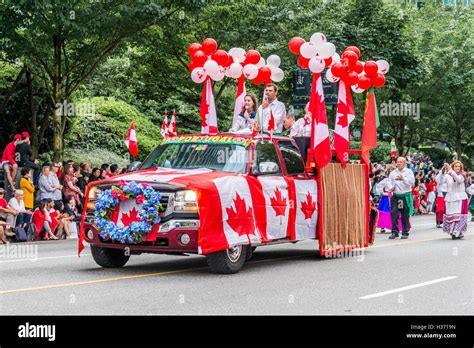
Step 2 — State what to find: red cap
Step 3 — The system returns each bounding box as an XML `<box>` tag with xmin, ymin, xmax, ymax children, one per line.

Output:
<box><xmin>21</xmin><ymin>131</ymin><xmax>30</xmax><ymax>138</ymax></box>
<box><xmin>14</xmin><ymin>134</ymin><xmax>22</xmax><ymax>140</ymax></box>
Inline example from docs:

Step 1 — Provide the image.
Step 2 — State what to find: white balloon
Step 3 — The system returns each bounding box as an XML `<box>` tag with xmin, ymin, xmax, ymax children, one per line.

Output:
<box><xmin>319</xmin><ymin>42</ymin><xmax>336</xmax><ymax>59</ymax></box>
<box><xmin>376</xmin><ymin>59</ymin><xmax>390</xmax><ymax>74</ymax></box>
<box><xmin>266</xmin><ymin>54</ymin><xmax>281</xmax><ymax>68</ymax></box>
<box><xmin>325</xmin><ymin>68</ymin><xmax>339</xmax><ymax>83</ymax></box>
<box><xmin>271</xmin><ymin>68</ymin><xmax>284</xmax><ymax>82</ymax></box>
<box><xmin>203</xmin><ymin>59</ymin><xmax>219</xmax><ymax>74</ymax></box>
<box><xmin>227</xmin><ymin>62</ymin><xmax>243</xmax><ymax>78</ymax></box>
<box><xmin>351</xmin><ymin>84</ymin><xmax>365</xmax><ymax>94</ymax></box>
<box><xmin>310</xmin><ymin>32</ymin><xmax>326</xmax><ymax>46</ymax></box>
<box><xmin>191</xmin><ymin>67</ymin><xmax>207</xmax><ymax>83</ymax></box>
<box><xmin>209</xmin><ymin>68</ymin><xmax>225</xmax><ymax>81</ymax></box>
<box><xmin>228</xmin><ymin>47</ymin><xmax>246</xmax><ymax>62</ymax></box>
<box><xmin>308</xmin><ymin>56</ymin><xmax>325</xmax><ymax>73</ymax></box>
<box><xmin>243</xmin><ymin>64</ymin><xmax>258</xmax><ymax>79</ymax></box>
<box><xmin>300</xmin><ymin>42</ymin><xmax>317</xmax><ymax>59</ymax></box>
<box><xmin>332</xmin><ymin>52</ymin><xmax>341</xmax><ymax>64</ymax></box>
<box><xmin>256</xmin><ymin>57</ymin><xmax>265</xmax><ymax>68</ymax></box>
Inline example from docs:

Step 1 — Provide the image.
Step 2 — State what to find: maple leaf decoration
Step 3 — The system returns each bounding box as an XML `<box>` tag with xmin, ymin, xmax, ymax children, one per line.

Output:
<box><xmin>270</xmin><ymin>187</ymin><xmax>287</xmax><ymax>225</ymax></box>
<box><xmin>300</xmin><ymin>192</ymin><xmax>316</xmax><ymax>220</ymax></box>
<box><xmin>336</xmin><ymin>112</ymin><xmax>348</xmax><ymax>128</ymax></box>
<box><xmin>120</xmin><ymin>208</ymin><xmax>142</xmax><ymax>227</ymax></box>
<box><xmin>226</xmin><ymin>192</ymin><xmax>255</xmax><ymax>237</ymax></box>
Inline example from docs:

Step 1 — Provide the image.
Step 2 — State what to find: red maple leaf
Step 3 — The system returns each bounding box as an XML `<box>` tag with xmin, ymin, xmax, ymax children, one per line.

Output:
<box><xmin>270</xmin><ymin>187</ymin><xmax>287</xmax><ymax>225</ymax></box>
<box><xmin>225</xmin><ymin>192</ymin><xmax>255</xmax><ymax>237</ymax></box>
<box><xmin>121</xmin><ymin>207</ymin><xmax>142</xmax><ymax>227</ymax></box>
<box><xmin>336</xmin><ymin>112</ymin><xmax>348</xmax><ymax>128</ymax></box>
<box><xmin>300</xmin><ymin>192</ymin><xmax>316</xmax><ymax>220</ymax></box>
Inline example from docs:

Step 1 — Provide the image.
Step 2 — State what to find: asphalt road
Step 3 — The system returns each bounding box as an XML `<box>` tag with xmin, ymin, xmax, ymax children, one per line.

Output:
<box><xmin>1</xmin><ymin>214</ymin><xmax>473</xmax><ymax>315</ymax></box>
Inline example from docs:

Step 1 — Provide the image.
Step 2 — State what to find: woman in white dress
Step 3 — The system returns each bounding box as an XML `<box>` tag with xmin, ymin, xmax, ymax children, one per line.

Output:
<box><xmin>229</xmin><ymin>94</ymin><xmax>258</xmax><ymax>133</ymax></box>
<box><xmin>440</xmin><ymin>160</ymin><xmax>469</xmax><ymax>239</ymax></box>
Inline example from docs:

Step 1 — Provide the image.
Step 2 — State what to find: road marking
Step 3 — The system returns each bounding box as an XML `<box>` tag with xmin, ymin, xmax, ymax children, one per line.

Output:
<box><xmin>359</xmin><ymin>276</ymin><xmax>458</xmax><ymax>300</ymax></box>
<box><xmin>0</xmin><ymin>254</ymin><xmax>91</xmax><ymax>263</ymax></box>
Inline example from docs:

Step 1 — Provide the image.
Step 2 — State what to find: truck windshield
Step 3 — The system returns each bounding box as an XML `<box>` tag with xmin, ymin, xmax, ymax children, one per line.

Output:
<box><xmin>140</xmin><ymin>143</ymin><xmax>249</xmax><ymax>173</ymax></box>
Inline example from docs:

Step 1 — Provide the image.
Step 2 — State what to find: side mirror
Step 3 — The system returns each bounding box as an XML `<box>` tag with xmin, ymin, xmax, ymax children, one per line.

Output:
<box><xmin>257</xmin><ymin>161</ymin><xmax>279</xmax><ymax>175</ymax></box>
<box><xmin>128</xmin><ymin>161</ymin><xmax>142</xmax><ymax>172</ymax></box>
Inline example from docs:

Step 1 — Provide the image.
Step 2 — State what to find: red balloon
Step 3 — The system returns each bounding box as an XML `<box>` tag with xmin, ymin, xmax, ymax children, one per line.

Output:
<box><xmin>259</xmin><ymin>66</ymin><xmax>272</xmax><ymax>80</ymax></box>
<box><xmin>211</xmin><ymin>50</ymin><xmax>229</xmax><ymax>66</ymax></box>
<box><xmin>188</xmin><ymin>43</ymin><xmax>201</xmax><ymax>57</ymax></box>
<box><xmin>331</xmin><ymin>62</ymin><xmax>345</xmax><ymax>78</ymax></box>
<box><xmin>372</xmin><ymin>73</ymin><xmax>385</xmax><ymax>88</ymax></box>
<box><xmin>345</xmin><ymin>46</ymin><xmax>361</xmax><ymax>59</ymax></box>
<box><xmin>225</xmin><ymin>54</ymin><xmax>234</xmax><ymax>67</ymax></box>
<box><xmin>364</xmin><ymin>60</ymin><xmax>379</xmax><ymax>77</ymax></box>
<box><xmin>346</xmin><ymin>71</ymin><xmax>360</xmax><ymax>86</ymax></box>
<box><xmin>342</xmin><ymin>50</ymin><xmax>358</xmax><ymax>67</ymax></box>
<box><xmin>354</xmin><ymin>61</ymin><xmax>364</xmax><ymax>74</ymax></box>
<box><xmin>288</xmin><ymin>37</ymin><xmax>306</xmax><ymax>55</ymax></box>
<box><xmin>192</xmin><ymin>50</ymin><xmax>207</xmax><ymax>67</ymax></box>
<box><xmin>357</xmin><ymin>76</ymin><xmax>372</xmax><ymax>90</ymax></box>
<box><xmin>324</xmin><ymin>56</ymin><xmax>333</xmax><ymax>67</ymax></box>
<box><xmin>297</xmin><ymin>55</ymin><xmax>310</xmax><ymax>69</ymax></box>
<box><xmin>201</xmin><ymin>38</ymin><xmax>217</xmax><ymax>56</ymax></box>
<box><xmin>245</xmin><ymin>50</ymin><xmax>261</xmax><ymax>65</ymax></box>
<box><xmin>188</xmin><ymin>60</ymin><xmax>198</xmax><ymax>72</ymax></box>
<box><xmin>252</xmin><ymin>74</ymin><xmax>264</xmax><ymax>85</ymax></box>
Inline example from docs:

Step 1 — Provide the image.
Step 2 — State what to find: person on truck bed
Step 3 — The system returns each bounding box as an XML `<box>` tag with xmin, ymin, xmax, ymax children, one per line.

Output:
<box><xmin>290</xmin><ymin>102</ymin><xmax>312</xmax><ymax>137</ymax></box>
<box><xmin>229</xmin><ymin>94</ymin><xmax>258</xmax><ymax>133</ymax></box>
<box><xmin>257</xmin><ymin>83</ymin><xmax>286</xmax><ymax>134</ymax></box>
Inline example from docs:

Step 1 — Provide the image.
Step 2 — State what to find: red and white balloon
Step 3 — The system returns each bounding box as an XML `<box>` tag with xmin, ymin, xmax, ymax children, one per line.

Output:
<box><xmin>288</xmin><ymin>33</ymin><xmax>338</xmax><ymax>74</ymax></box>
<box><xmin>188</xmin><ymin>38</ymin><xmax>232</xmax><ymax>83</ymax></box>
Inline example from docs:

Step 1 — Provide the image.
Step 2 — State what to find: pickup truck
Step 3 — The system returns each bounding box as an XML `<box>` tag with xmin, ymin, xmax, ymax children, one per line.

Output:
<box><xmin>80</xmin><ymin>133</ymin><xmax>369</xmax><ymax>274</ymax></box>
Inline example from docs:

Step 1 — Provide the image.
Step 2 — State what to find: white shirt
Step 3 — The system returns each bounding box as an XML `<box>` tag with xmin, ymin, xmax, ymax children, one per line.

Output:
<box><xmin>257</xmin><ymin>99</ymin><xmax>286</xmax><ymax>133</ymax></box>
<box><xmin>290</xmin><ymin>117</ymin><xmax>312</xmax><ymax>137</ymax></box>
<box><xmin>8</xmin><ymin>197</ymin><xmax>25</xmax><ymax>212</ymax></box>
<box><xmin>435</xmin><ymin>172</ymin><xmax>448</xmax><ymax>197</ymax></box>
<box><xmin>387</xmin><ymin>167</ymin><xmax>415</xmax><ymax>194</ymax></box>
<box><xmin>440</xmin><ymin>170</ymin><xmax>468</xmax><ymax>202</ymax></box>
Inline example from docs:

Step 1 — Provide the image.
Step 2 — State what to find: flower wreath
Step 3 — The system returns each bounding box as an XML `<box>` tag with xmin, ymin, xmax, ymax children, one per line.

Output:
<box><xmin>94</xmin><ymin>180</ymin><xmax>162</xmax><ymax>244</ymax></box>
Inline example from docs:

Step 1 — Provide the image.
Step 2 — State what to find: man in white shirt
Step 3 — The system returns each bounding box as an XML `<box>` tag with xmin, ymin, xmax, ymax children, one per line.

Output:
<box><xmin>387</xmin><ymin>157</ymin><xmax>415</xmax><ymax>239</ymax></box>
<box><xmin>257</xmin><ymin>84</ymin><xmax>286</xmax><ymax>134</ymax></box>
<box><xmin>290</xmin><ymin>102</ymin><xmax>312</xmax><ymax>137</ymax></box>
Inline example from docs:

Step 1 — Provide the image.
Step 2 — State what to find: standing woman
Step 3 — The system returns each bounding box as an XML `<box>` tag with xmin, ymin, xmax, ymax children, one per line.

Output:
<box><xmin>440</xmin><ymin>160</ymin><xmax>468</xmax><ymax>239</ymax></box>
<box><xmin>229</xmin><ymin>94</ymin><xmax>258</xmax><ymax>133</ymax></box>
<box><xmin>376</xmin><ymin>167</ymin><xmax>405</xmax><ymax>233</ymax></box>
<box><xmin>62</xmin><ymin>164</ymin><xmax>84</xmax><ymax>212</ymax></box>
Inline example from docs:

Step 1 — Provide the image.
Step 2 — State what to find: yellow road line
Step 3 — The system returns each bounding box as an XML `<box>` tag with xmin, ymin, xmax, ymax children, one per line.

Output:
<box><xmin>1</xmin><ymin>233</ymin><xmax>471</xmax><ymax>295</ymax></box>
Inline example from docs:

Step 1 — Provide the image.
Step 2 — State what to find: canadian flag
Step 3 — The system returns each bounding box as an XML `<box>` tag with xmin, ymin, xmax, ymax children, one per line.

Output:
<box><xmin>168</xmin><ymin>111</ymin><xmax>177</xmax><ymax>137</ymax></box>
<box><xmin>124</xmin><ymin>121</ymin><xmax>138</xmax><ymax>158</ymax></box>
<box><xmin>200</xmin><ymin>77</ymin><xmax>218</xmax><ymax>134</ymax></box>
<box><xmin>309</xmin><ymin>73</ymin><xmax>331</xmax><ymax>169</ymax></box>
<box><xmin>232</xmin><ymin>75</ymin><xmax>246</xmax><ymax>129</ymax></box>
<box><xmin>267</xmin><ymin>109</ymin><xmax>275</xmax><ymax>133</ymax></box>
<box><xmin>160</xmin><ymin>112</ymin><xmax>169</xmax><ymax>138</ymax></box>
<box><xmin>334</xmin><ymin>79</ymin><xmax>355</xmax><ymax>166</ymax></box>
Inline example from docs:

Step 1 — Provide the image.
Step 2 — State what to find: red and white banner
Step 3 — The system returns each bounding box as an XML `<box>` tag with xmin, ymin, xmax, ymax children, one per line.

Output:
<box><xmin>232</xmin><ymin>75</ymin><xmax>246</xmax><ymax>129</ymax></box>
<box><xmin>124</xmin><ymin>121</ymin><xmax>138</xmax><ymax>158</ymax></box>
<box><xmin>309</xmin><ymin>73</ymin><xmax>331</xmax><ymax>169</ymax></box>
<box><xmin>168</xmin><ymin>112</ymin><xmax>177</xmax><ymax>137</ymax></box>
<box><xmin>200</xmin><ymin>77</ymin><xmax>218</xmax><ymax>134</ymax></box>
<box><xmin>334</xmin><ymin>79</ymin><xmax>355</xmax><ymax>166</ymax></box>
<box><xmin>161</xmin><ymin>113</ymin><xmax>169</xmax><ymax>138</ymax></box>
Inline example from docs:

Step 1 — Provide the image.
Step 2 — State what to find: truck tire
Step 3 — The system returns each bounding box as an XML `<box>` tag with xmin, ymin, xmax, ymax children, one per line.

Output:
<box><xmin>91</xmin><ymin>246</ymin><xmax>130</xmax><ymax>268</ymax></box>
<box><xmin>206</xmin><ymin>245</ymin><xmax>247</xmax><ymax>274</ymax></box>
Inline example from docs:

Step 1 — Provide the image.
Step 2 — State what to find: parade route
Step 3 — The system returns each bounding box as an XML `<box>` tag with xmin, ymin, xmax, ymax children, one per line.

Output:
<box><xmin>1</xmin><ymin>214</ymin><xmax>472</xmax><ymax>315</ymax></box>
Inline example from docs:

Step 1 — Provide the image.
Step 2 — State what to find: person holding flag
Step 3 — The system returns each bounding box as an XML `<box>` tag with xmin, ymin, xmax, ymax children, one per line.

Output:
<box><xmin>290</xmin><ymin>102</ymin><xmax>312</xmax><ymax>137</ymax></box>
<box><xmin>257</xmin><ymin>84</ymin><xmax>286</xmax><ymax>134</ymax></box>
<box><xmin>229</xmin><ymin>94</ymin><xmax>258</xmax><ymax>133</ymax></box>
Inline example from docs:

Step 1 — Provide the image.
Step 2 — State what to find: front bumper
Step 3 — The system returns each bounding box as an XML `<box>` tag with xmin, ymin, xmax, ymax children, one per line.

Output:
<box><xmin>82</xmin><ymin>222</ymin><xmax>199</xmax><ymax>254</ymax></box>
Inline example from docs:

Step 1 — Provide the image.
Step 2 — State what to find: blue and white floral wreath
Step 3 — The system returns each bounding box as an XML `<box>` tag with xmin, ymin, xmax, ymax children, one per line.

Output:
<box><xmin>94</xmin><ymin>180</ymin><xmax>162</xmax><ymax>244</ymax></box>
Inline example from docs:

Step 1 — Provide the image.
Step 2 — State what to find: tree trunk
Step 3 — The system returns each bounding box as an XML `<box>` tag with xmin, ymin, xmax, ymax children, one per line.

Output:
<box><xmin>26</xmin><ymin>68</ymin><xmax>40</xmax><ymax>158</ymax></box>
<box><xmin>52</xmin><ymin>35</ymin><xmax>63</xmax><ymax>162</ymax></box>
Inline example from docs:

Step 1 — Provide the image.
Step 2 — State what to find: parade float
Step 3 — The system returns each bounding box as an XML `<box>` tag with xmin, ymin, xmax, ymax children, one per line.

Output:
<box><xmin>79</xmin><ymin>35</ymin><xmax>390</xmax><ymax>273</ymax></box>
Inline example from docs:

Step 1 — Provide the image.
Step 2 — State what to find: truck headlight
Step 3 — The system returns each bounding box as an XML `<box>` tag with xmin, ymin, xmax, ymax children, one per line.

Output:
<box><xmin>159</xmin><ymin>220</ymin><xmax>199</xmax><ymax>233</ymax></box>
<box><xmin>173</xmin><ymin>190</ymin><xmax>198</xmax><ymax>212</ymax></box>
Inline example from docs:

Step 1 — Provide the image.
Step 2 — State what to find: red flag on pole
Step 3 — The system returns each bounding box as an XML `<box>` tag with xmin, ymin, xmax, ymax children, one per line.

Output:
<box><xmin>161</xmin><ymin>112</ymin><xmax>169</xmax><ymax>138</ymax></box>
<box><xmin>309</xmin><ymin>72</ymin><xmax>331</xmax><ymax>169</ymax></box>
<box><xmin>232</xmin><ymin>75</ymin><xmax>246</xmax><ymax>129</ymax></box>
<box><xmin>168</xmin><ymin>111</ymin><xmax>177</xmax><ymax>137</ymax></box>
<box><xmin>334</xmin><ymin>80</ymin><xmax>355</xmax><ymax>166</ymax></box>
<box><xmin>267</xmin><ymin>109</ymin><xmax>275</xmax><ymax>133</ymax></box>
<box><xmin>361</xmin><ymin>88</ymin><xmax>378</xmax><ymax>166</ymax></box>
<box><xmin>124</xmin><ymin>120</ymin><xmax>138</xmax><ymax>158</ymax></box>
<box><xmin>200</xmin><ymin>77</ymin><xmax>218</xmax><ymax>134</ymax></box>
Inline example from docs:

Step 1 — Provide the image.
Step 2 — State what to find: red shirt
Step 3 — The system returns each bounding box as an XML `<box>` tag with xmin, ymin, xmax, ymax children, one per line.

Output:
<box><xmin>1</xmin><ymin>141</ymin><xmax>16</xmax><ymax>165</ymax></box>
<box><xmin>0</xmin><ymin>198</ymin><xmax>7</xmax><ymax>208</ymax></box>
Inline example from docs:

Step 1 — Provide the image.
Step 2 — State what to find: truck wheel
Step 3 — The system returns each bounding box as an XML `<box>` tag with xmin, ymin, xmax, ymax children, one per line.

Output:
<box><xmin>206</xmin><ymin>245</ymin><xmax>247</xmax><ymax>274</ymax></box>
<box><xmin>246</xmin><ymin>246</ymin><xmax>254</xmax><ymax>261</ymax></box>
<box><xmin>91</xmin><ymin>246</ymin><xmax>130</xmax><ymax>268</ymax></box>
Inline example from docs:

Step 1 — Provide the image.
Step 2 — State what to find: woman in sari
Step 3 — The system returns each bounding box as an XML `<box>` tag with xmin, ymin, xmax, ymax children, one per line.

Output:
<box><xmin>440</xmin><ymin>160</ymin><xmax>468</xmax><ymax>239</ymax></box>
